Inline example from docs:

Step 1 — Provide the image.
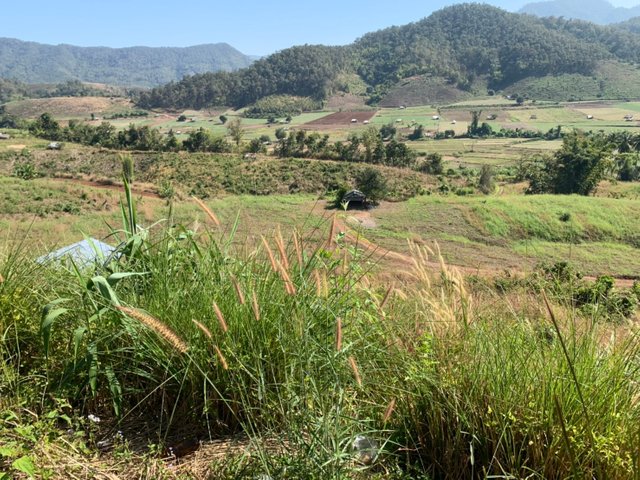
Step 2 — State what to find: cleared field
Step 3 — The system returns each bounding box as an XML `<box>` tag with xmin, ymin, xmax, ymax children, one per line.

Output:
<box><xmin>409</xmin><ymin>138</ymin><xmax>562</xmax><ymax>166</ymax></box>
<box><xmin>304</xmin><ymin>111</ymin><xmax>377</xmax><ymax>126</ymax></box>
<box><xmin>4</xmin><ymin>96</ymin><xmax>137</xmax><ymax>120</ymax></box>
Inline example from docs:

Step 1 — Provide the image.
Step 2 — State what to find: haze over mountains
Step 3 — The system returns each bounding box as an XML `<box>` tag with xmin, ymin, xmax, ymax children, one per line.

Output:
<box><xmin>0</xmin><ymin>38</ymin><xmax>255</xmax><ymax>87</ymax></box>
<box><xmin>520</xmin><ymin>0</ymin><xmax>640</xmax><ymax>24</ymax></box>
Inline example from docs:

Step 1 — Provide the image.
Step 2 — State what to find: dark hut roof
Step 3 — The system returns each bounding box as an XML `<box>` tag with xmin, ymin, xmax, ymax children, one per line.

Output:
<box><xmin>342</xmin><ymin>189</ymin><xmax>367</xmax><ymax>203</ymax></box>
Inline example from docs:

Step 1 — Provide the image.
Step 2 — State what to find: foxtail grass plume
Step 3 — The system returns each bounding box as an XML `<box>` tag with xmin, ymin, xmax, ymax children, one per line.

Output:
<box><xmin>261</xmin><ymin>236</ymin><xmax>278</xmax><ymax>272</ymax></box>
<box><xmin>192</xmin><ymin>196</ymin><xmax>220</xmax><ymax>226</ymax></box>
<box><xmin>212</xmin><ymin>302</ymin><xmax>229</xmax><ymax>333</ymax></box>
<box><xmin>326</xmin><ymin>214</ymin><xmax>337</xmax><ymax>249</ymax></box>
<box><xmin>192</xmin><ymin>319</ymin><xmax>213</xmax><ymax>339</ymax></box>
<box><xmin>275</xmin><ymin>227</ymin><xmax>289</xmax><ymax>271</ymax></box>
<box><xmin>116</xmin><ymin>306</ymin><xmax>188</xmax><ymax>354</ymax></box>
<box><xmin>251</xmin><ymin>290</ymin><xmax>261</xmax><ymax>321</ymax></box>
<box><xmin>348</xmin><ymin>355</ymin><xmax>362</xmax><ymax>388</ymax></box>
<box><xmin>313</xmin><ymin>269</ymin><xmax>328</xmax><ymax>297</ymax></box>
<box><xmin>214</xmin><ymin>345</ymin><xmax>229</xmax><ymax>370</ymax></box>
<box><xmin>277</xmin><ymin>260</ymin><xmax>297</xmax><ymax>295</ymax></box>
<box><xmin>231</xmin><ymin>275</ymin><xmax>245</xmax><ymax>305</ymax></box>
<box><xmin>379</xmin><ymin>284</ymin><xmax>394</xmax><ymax>311</ymax></box>
<box><xmin>293</xmin><ymin>230</ymin><xmax>303</xmax><ymax>266</ymax></box>
<box><xmin>382</xmin><ymin>398</ymin><xmax>396</xmax><ymax>423</ymax></box>
<box><xmin>335</xmin><ymin>317</ymin><xmax>343</xmax><ymax>352</ymax></box>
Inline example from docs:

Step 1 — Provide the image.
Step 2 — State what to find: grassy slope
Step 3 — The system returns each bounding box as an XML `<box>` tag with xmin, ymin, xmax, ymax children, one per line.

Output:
<box><xmin>1</xmin><ymin>179</ymin><xmax>639</xmax><ymax>478</ymax></box>
<box><xmin>1</xmin><ymin>172</ymin><xmax>638</xmax><ymax>278</ymax></box>
<box><xmin>357</xmin><ymin>194</ymin><xmax>640</xmax><ymax>277</ymax></box>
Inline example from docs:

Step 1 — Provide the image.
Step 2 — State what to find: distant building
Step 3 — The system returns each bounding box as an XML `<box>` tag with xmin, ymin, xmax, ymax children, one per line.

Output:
<box><xmin>341</xmin><ymin>189</ymin><xmax>367</xmax><ymax>208</ymax></box>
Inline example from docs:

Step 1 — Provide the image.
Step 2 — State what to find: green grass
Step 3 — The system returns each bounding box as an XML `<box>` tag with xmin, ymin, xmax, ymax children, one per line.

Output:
<box><xmin>514</xmin><ymin>240</ymin><xmax>640</xmax><ymax>277</ymax></box>
<box><xmin>356</xmin><ymin>193</ymin><xmax>640</xmax><ymax>277</ymax></box>
<box><xmin>1</xmin><ymin>183</ymin><xmax>639</xmax><ymax>478</ymax></box>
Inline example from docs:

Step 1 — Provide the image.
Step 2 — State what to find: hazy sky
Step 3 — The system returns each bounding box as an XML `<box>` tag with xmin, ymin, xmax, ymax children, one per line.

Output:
<box><xmin>2</xmin><ymin>0</ymin><xmax>639</xmax><ymax>55</ymax></box>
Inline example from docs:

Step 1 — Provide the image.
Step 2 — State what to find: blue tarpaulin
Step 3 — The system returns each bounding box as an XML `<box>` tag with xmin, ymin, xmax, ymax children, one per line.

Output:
<box><xmin>37</xmin><ymin>238</ymin><xmax>116</xmax><ymax>268</ymax></box>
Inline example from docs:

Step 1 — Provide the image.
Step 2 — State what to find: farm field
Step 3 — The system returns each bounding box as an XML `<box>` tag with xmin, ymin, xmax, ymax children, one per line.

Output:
<box><xmin>1</xmin><ymin>171</ymin><xmax>638</xmax><ymax>280</ymax></box>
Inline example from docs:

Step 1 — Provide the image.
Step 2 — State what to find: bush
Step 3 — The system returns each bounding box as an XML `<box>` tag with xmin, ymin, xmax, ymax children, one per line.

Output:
<box><xmin>355</xmin><ymin>167</ymin><xmax>387</xmax><ymax>204</ymax></box>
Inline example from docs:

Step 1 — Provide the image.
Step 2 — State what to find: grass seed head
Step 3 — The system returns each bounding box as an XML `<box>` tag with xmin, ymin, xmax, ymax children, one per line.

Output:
<box><xmin>348</xmin><ymin>355</ymin><xmax>362</xmax><ymax>388</ymax></box>
<box><xmin>214</xmin><ymin>345</ymin><xmax>229</xmax><ymax>370</ymax></box>
<box><xmin>251</xmin><ymin>290</ymin><xmax>261</xmax><ymax>321</ymax></box>
<box><xmin>383</xmin><ymin>398</ymin><xmax>396</xmax><ymax>423</ymax></box>
<box><xmin>192</xmin><ymin>319</ymin><xmax>213</xmax><ymax>340</ymax></box>
<box><xmin>117</xmin><ymin>306</ymin><xmax>188</xmax><ymax>354</ymax></box>
<box><xmin>231</xmin><ymin>275</ymin><xmax>245</xmax><ymax>305</ymax></box>
<box><xmin>275</xmin><ymin>227</ymin><xmax>289</xmax><ymax>271</ymax></box>
<box><xmin>192</xmin><ymin>196</ymin><xmax>220</xmax><ymax>226</ymax></box>
<box><xmin>261</xmin><ymin>236</ymin><xmax>278</xmax><ymax>272</ymax></box>
<box><xmin>212</xmin><ymin>302</ymin><xmax>229</xmax><ymax>333</ymax></box>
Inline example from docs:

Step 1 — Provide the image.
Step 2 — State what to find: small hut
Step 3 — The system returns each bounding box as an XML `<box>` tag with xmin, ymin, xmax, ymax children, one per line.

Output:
<box><xmin>341</xmin><ymin>189</ymin><xmax>367</xmax><ymax>209</ymax></box>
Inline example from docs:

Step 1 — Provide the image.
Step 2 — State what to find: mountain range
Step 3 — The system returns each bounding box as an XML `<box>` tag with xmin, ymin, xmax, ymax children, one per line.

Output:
<box><xmin>519</xmin><ymin>0</ymin><xmax>640</xmax><ymax>24</ymax></box>
<box><xmin>0</xmin><ymin>38</ymin><xmax>254</xmax><ymax>87</ymax></box>
<box><xmin>138</xmin><ymin>3</ymin><xmax>640</xmax><ymax>109</ymax></box>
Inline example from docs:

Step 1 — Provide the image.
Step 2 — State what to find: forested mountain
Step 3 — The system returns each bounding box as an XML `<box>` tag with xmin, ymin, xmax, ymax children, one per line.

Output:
<box><xmin>616</xmin><ymin>17</ymin><xmax>640</xmax><ymax>34</ymax></box>
<box><xmin>519</xmin><ymin>0</ymin><xmax>640</xmax><ymax>24</ymax></box>
<box><xmin>0</xmin><ymin>38</ymin><xmax>254</xmax><ymax>87</ymax></box>
<box><xmin>138</xmin><ymin>3</ymin><xmax>640</xmax><ymax>110</ymax></box>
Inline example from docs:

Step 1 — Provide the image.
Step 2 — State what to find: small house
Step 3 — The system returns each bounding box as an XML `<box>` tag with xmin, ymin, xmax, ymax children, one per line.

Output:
<box><xmin>341</xmin><ymin>189</ymin><xmax>367</xmax><ymax>208</ymax></box>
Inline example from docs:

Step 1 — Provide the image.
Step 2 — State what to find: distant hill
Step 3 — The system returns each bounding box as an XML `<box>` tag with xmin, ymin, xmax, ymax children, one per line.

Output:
<box><xmin>0</xmin><ymin>38</ymin><xmax>255</xmax><ymax>87</ymax></box>
<box><xmin>138</xmin><ymin>3</ymin><xmax>640</xmax><ymax>109</ymax></box>
<box><xmin>519</xmin><ymin>0</ymin><xmax>640</xmax><ymax>24</ymax></box>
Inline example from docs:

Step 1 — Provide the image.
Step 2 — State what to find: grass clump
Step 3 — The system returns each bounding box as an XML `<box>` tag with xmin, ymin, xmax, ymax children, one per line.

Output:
<box><xmin>1</xmin><ymin>184</ymin><xmax>639</xmax><ymax>478</ymax></box>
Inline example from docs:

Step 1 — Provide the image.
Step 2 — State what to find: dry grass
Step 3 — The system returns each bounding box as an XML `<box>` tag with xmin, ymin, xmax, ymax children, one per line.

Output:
<box><xmin>116</xmin><ymin>306</ymin><xmax>188</xmax><ymax>354</ymax></box>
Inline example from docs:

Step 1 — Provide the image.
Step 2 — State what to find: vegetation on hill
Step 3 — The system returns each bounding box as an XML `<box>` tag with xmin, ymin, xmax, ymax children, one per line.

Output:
<box><xmin>1</xmin><ymin>79</ymin><xmax>130</xmax><ymax>104</ymax></box>
<box><xmin>519</xmin><ymin>131</ymin><xmax>640</xmax><ymax>194</ymax></box>
<box><xmin>138</xmin><ymin>4</ymin><xmax>640</xmax><ymax>110</ymax></box>
<box><xmin>0</xmin><ymin>38</ymin><xmax>254</xmax><ymax>87</ymax></box>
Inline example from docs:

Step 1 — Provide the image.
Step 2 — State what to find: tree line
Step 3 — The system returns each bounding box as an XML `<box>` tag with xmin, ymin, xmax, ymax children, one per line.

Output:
<box><xmin>519</xmin><ymin>131</ymin><xmax>640</xmax><ymax>194</ymax></box>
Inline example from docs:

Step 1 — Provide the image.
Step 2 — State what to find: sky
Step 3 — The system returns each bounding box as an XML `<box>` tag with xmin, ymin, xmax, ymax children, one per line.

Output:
<box><xmin>2</xmin><ymin>0</ymin><xmax>640</xmax><ymax>56</ymax></box>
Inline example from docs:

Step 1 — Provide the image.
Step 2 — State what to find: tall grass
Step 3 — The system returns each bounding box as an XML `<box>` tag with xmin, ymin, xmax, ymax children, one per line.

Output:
<box><xmin>1</xmin><ymin>185</ymin><xmax>639</xmax><ymax>478</ymax></box>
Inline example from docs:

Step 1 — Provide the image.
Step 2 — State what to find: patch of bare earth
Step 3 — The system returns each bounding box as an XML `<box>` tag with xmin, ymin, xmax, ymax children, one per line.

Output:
<box><xmin>325</xmin><ymin>93</ymin><xmax>368</xmax><ymax>110</ymax></box>
<box><xmin>305</xmin><ymin>111</ymin><xmax>377</xmax><ymax>128</ymax></box>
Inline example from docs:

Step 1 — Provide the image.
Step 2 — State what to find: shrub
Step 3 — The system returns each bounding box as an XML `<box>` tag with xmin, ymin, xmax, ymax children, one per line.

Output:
<box><xmin>355</xmin><ymin>167</ymin><xmax>387</xmax><ymax>204</ymax></box>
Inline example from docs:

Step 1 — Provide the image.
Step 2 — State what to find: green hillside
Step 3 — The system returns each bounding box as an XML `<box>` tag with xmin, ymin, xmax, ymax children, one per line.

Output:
<box><xmin>0</xmin><ymin>38</ymin><xmax>255</xmax><ymax>87</ymax></box>
<box><xmin>138</xmin><ymin>4</ymin><xmax>640</xmax><ymax>110</ymax></box>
